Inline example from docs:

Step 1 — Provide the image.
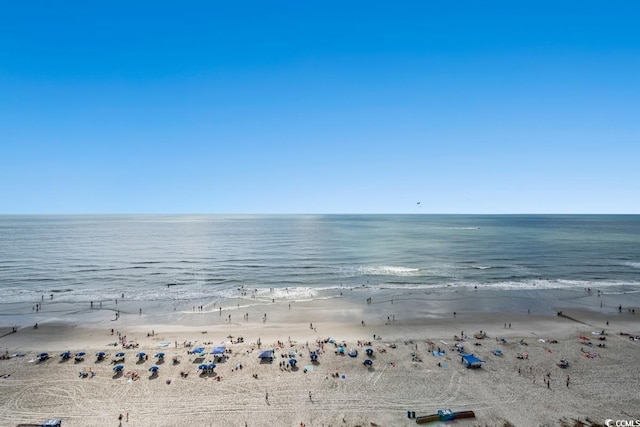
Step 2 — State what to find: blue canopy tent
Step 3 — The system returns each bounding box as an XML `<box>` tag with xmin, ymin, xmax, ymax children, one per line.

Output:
<box><xmin>191</xmin><ymin>347</ymin><xmax>205</xmax><ymax>356</ymax></box>
<box><xmin>113</xmin><ymin>365</ymin><xmax>124</xmax><ymax>372</ymax></box>
<box><xmin>258</xmin><ymin>350</ymin><xmax>274</xmax><ymax>361</ymax></box>
<box><xmin>211</xmin><ymin>346</ymin><xmax>226</xmax><ymax>355</ymax></box>
<box><xmin>461</xmin><ymin>354</ymin><xmax>484</xmax><ymax>369</ymax></box>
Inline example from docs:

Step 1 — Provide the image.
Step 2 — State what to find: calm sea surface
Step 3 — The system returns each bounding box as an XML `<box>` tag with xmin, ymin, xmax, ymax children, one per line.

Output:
<box><xmin>1</xmin><ymin>215</ymin><xmax>639</xmax><ymax>310</ymax></box>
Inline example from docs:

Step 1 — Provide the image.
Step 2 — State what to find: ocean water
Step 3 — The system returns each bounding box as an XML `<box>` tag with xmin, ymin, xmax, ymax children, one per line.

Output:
<box><xmin>1</xmin><ymin>215</ymin><xmax>639</xmax><ymax>322</ymax></box>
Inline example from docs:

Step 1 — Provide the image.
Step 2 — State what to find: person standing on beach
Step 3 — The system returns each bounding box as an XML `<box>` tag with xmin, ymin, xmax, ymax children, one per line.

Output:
<box><xmin>566</xmin><ymin>375</ymin><xmax>570</xmax><ymax>387</ymax></box>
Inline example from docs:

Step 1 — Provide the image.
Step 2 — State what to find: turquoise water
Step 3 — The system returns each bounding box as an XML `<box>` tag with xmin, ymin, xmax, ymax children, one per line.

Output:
<box><xmin>1</xmin><ymin>215</ymin><xmax>638</xmax><ymax>306</ymax></box>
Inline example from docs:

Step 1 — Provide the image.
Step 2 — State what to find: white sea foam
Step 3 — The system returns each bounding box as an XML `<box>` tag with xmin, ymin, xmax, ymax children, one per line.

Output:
<box><xmin>622</xmin><ymin>261</ymin><xmax>640</xmax><ymax>269</ymax></box>
<box><xmin>354</xmin><ymin>265</ymin><xmax>420</xmax><ymax>276</ymax></box>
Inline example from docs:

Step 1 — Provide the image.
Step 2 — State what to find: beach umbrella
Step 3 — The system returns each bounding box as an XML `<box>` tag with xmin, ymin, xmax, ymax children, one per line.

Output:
<box><xmin>348</xmin><ymin>349</ymin><xmax>358</xmax><ymax>357</ymax></box>
<box><xmin>113</xmin><ymin>365</ymin><xmax>124</xmax><ymax>372</ymax></box>
<box><xmin>75</xmin><ymin>352</ymin><xmax>86</xmax><ymax>357</ymax></box>
<box><xmin>148</xmin><ymin>365</ymin><xmax>159</xmax><ymax>373</ymax></box>
<box><xmin>363</xmin><ymin>359</ymin><xmax>373</xmax><ymax>366</ymax></box>
<box><xmin>207</xmin><ymin>363</ymin><xmax>216</xmax><ymax>371</ymax></box>
<box><xmin>37</xmin><ymin>352</ymin><xmax>49</xmax><ymax>360</ymax></box>
<box><xmin>60</xmin><ymin>351</ymin><xmax>71</xmax><ymax>358</ymax></box>
<box><xmin>136</xmin><ymin>352</ymin><xmax>146</xmax><ymax>358</ymax></box>
<box><xmin>365</xmin><ymin>348</ymin><xmax>373</xmax><ymax>356</ymax></box>
<box><xmin>310</xmin><ymin>353</ymin><xmax>318</xmax><ymax>361</ymax></box>
<box><xmin>154</xmin><ymin>352</ymin><xmax>165</xmax><ymax>358</ymax></box>
<box><xmin>198</xmin><ymin>364</ymin><xmax>208</xmax><ymax>370</ymax></box>
<box><xmin>289</xmin><ymin>358</ymin><xmax>297</xmax><ymax>366</ymax></box>
<box><xmin>96</xmin><ymin>351</ymin><xmax>107</xmax><ymax>357</ymax></box>
<box><xmin>115</xmin><ymin>352</ymin><xmax>125</xmax><ymax>358</ymax></box>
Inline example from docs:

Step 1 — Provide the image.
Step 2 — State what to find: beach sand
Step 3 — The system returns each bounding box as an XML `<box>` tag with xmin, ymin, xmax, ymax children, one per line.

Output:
<box><xmin>1</xmin><ymin>295</ymin><xmax>639</xmax><ymax>427</ymax></box>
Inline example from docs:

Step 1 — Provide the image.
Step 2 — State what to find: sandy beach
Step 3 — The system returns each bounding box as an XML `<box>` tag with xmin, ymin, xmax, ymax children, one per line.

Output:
<box><xmin>1</xmin><ymin>293</ymin><xmax>639</xmax><ymax>427</ymax></box>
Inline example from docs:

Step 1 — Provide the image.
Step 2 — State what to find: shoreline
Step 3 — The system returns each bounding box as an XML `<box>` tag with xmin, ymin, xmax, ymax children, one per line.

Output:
<box><xmin>1</xmin><ymin>297</ymin><xmax>639</xmax><ymax>426</ymax></box>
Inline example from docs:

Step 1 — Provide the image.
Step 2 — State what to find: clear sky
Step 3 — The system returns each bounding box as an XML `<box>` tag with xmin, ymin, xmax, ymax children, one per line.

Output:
<box><xmin>1</xmin><ymin>1</ymin><xmax>638</xmax><ymax>214</ymax></box>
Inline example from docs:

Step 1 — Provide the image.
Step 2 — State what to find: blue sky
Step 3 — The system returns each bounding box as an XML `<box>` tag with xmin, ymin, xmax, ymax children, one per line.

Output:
<box><xmin>1</xmin><ymin>1</ymin><xmax>638</xmax><ymax>214</ymax></box>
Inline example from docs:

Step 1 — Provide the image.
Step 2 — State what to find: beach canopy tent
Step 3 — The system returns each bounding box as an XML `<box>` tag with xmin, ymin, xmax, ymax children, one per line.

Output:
<box><xmin>192</xmin><ymin>347</ymin><xmax>205</xmax><ymax>355</ymax></box>
<box><xmin>461</xmin><ymin>354</ymin><xmax>484</xmax><ymax>368</ymax></box>
<box><xmin>113</xmin><ymin>365</ymin><xmax>124</xmax><ymax>372</ymax></box>
<box><xmin>148</xmin><ymin>365</ymin><xmax>159</xmax><ymax>373</ymax></box>
<box><xmin>259</xmin><ymin>350</ymin><xmax>274</xmax><ymax>360</ymax></box>
<box><xmin>211</xmin><ymin>346</ymin><xmax>226</xmax><ymax>355</ymax></box>
<box><xmin>154</xmin><ymin>352</ymin><xmax>165</xmax><ymax>358</ymax></box>
<box><xmin>363</xmin><ymin>359</ymin><xmax>373</xmax><ymax>366</ymax></box>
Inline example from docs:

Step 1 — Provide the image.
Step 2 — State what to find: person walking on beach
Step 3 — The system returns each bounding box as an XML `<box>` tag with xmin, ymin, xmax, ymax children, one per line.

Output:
<box><xmin>566</xmin><ymin>375</ymin><xmax>570</xmax><ymax>387</ymax></box>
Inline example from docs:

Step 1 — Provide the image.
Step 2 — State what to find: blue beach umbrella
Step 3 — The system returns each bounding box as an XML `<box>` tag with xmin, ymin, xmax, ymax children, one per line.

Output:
<box><xmin>365</xmin><ymin>348</ymin><xmax>374</xmax><ymax>356</ymax></box>
<box><xmin>310</xmin><ymin>353</ymin><xmax>318</xmax><ymax>361</ymax></box>
<box><xmin>96</xmin><ymin>351</ymin><xmax>107</xmax><ymax>357</ymax></box>
<box><xmin>148</xmin><ymin>365</ymin><xmax>159</xmax><ymax>373</ymax></box>
<box><xmin>75</xmin><ymin>352</ymin><xmax>86</xmax><ymax>357</ymax></box>
<box><xmin>363</xmin><ymin>359</ymin><xmax>373</xmax><ymax>366</ymax></box>
<box><xmin>113</xmin><ymin>365</ymin><xmax>124</xmax><ymax>372</ymax></box>
<box><xmin>289</xmin><ymin>358</ymin><xmax>297</xmax><ymax>366</ymax></box>
<box><xmin>37</xmin><ymin>352</ymin><xmax>49</xmax><ymax>360</ymax></box>
<box><xmin>137</xmin><ymin>352</ymin><xmax>146</xmax><ymax>358</ymax></box>
<box><xmin>198</xmin><ymin>364</ymin><xmax>208</xmax><ymax>370</ymax></box>
<box><xmin>154</xmin><ymin>352</ymin><xmax>165</xmax><ymax>359</ymax></box>
<box><xmin>207</xmin><ymin>363</ymin><xmax>216</xmax><ymax>371</ymax></box>
<box><xmin>60</xmin><ymin>351</ymin><xmax>71</xmax><ymax>359</ymax></box>
<box><xmin>115</xmin><ymin>352</ymin><xmax>125</xmax><ymax>358</ymax></box>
